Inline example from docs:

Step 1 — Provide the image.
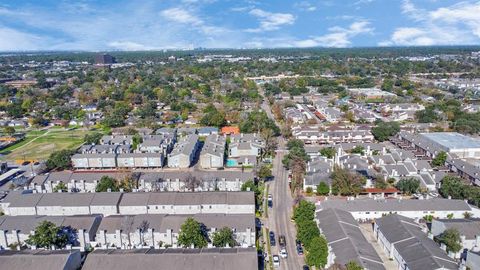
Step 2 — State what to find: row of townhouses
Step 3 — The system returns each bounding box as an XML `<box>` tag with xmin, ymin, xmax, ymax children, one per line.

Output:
<box><xmin>29</xmin><ymin>170</ymin><xmax>255</xmax><ymax>193</ymax></box>
<box><xmin>0</xmin><ymin>191</ymin><xmax>255</xmax><ymax>217</ymax></box>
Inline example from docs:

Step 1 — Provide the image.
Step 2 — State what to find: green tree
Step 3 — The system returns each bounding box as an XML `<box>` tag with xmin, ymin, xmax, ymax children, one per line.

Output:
<box><xmin>95</xmin><ymin>176</ymin><xmax>119</xmax><ymax>192</ymax></box>
<box><xmin>316</xmin><ymin>182</ymin><xmax>330</xmax><ymax>196</ymax></box>
<box><xmin>53</xmin><ymin>182</ymin><xmax>68</xmax><ymax>193</ymax></box>
<box><xmin>331</xmin><ymin>167</ymin><xmax>366</xmax><ymax>196</ymax></box>
<box><xmin>371</xmin><ymin>121</ymin><xmax>400</xmax><ymax>142</ymax></box>
<box><xmin>84</xmin><ymin>132</ymin><xmax>103</xmax><ymax>144</ymax></box>
<box><xmin>350</xmin><ymin>145</ymin><xmax>365</xmax><ymax>155</ymax></box>
<box><xmin>46</xmin><ymin>150</ymin><xmax>74</xmax><ymax>170</ymax></box>
<box><xmin>177</xmin><ymin>218</ymin><xmax>208</xmax><ymax>248</ymax></box>
<box><xmin>437</xmin><ymin>228</ymin><xmax>462</xmax><ymax>253</ymax></box>
<box><xmin>439</xmin><ymin>176</ymin><xmax>465</xmax><ymax>199</ymax></box>
<box><xmin>396</xmin><ymin>178</ymin><xmax>420</xmax><ymax>195</ymax></box>
<box><xmin>3</xmin><ymin>126</ymin><xmax>15</xmax><ymax>135</ymax></box>
<box><xmin>346</xmin><ymin>261</ymin><xmax>364</xmax><ymax>270</ymax></box>
<box><xmin>320</xmin><ymin>147</ymin><xmax>335</xmax><ymax>159</ymax></box>
<box><xmin>26</xmin><ymin>221</ymin><xmax>69</xmax><ymax>249</ymax></box>
<box><xmin>305</xmin><ymin>236</ymin><xmax>328</xmax><ymax>268</ymax></box>
<box><xmin>294</xmin><ymin>200</ymin><xmax>316</xmax><ymax>224</ymax></box>
<box><xmin>432</xmin><ymin>151</ymin><xmax>447</xmax><ymax>167</ymax></box>
<box><xmin>212</xmin><ymin>227</ymin><xmax>236</xmax><ymax>247</ymax></box>
<box><xmin>257</xmin><ymin>165</ymin><xmax>272</xmax><ymax>180</ymax></box>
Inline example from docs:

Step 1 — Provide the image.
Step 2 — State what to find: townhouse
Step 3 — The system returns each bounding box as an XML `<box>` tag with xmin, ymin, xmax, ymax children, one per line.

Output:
<box><xmin>95</xmin><ymin>213</ymin><xmax>255</xmax><ymax>249</ymax></box>
<box><xmin>0</xmin><ymin>250</ymin><xmax>82</xmax><ymax>270</ymax></box>
<box><xmin>317</xmin><ymin>208</ymin><xmax>385</xmax><ymax>270</ymax></box>
<box><xmin>82</xmin><ymin>247</ymin><xmax>258</xmax><ymax>270</ymax></box>
<box><xmin>318</xmin><ymin>197</ymin><xmax>480</xmax><ymax>221</ymax></box>
<box><xmin>431</xmin><ymin>218</ymin><xmax>480</xmax><ymax>252</ymax></box>
<box><xmin>374</xmin><ymin>214</ymin><xmax>458</xmax><ymax>270</ymax></box>
<box><xmin>199</xmin><ymin>134</ymin><xmax>226</xmax><ymax>169</ymax></box>
<box><xmin>0</xmin><ymin>215</ymin><xmax>101</xmax><ymax>251</ymax></box>
<box><xmin>168</xmin><ymin>134</ymin><xmax>199</xmax><ymax>168</ymax></box>
<box><xmin>1</xmin><ymin>191</ymin><xmax>254</xmax><ymax>217</ymax></box>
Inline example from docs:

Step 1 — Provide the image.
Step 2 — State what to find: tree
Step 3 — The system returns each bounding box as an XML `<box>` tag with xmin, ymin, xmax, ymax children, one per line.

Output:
<box><xmin>84</xmin><ymin>132</ymin><xmax>103</xmax><ymax>144</ymax></box>
<box><xmin>294</xmin><ymin>200</ymin><xmax>316</xmax><ymax>224</ymax></box>
<box><xmin>46</xmin><ymin>150</ymin><xmax>74</xmax><ymax>170</ymax></box>
<box><xmin>185</xmin><ymin>173</ymin><xmax>201</xmax><ymax>192</ymax></box>
<box><xmin>346</xmin><ymin>261</ymin><xmax>364</xmax><ymax>270</ymax></box>
<box><xmin>53</xmin><ymin>182</ymin><xmax>68</xmax><ymax>193</ymax></box>
<box><xmin>3</xmin><ymin>126</ymin><xmax>15</xmax><ymax>135</ymax></box>
<box><xmin>305</xmin><ymin>236</ymin><xmax>328</xmax><ymax>268</ymax></box>
<box><xmin>437</xmin><ymin>228</ymin><xmax>462</xmax><ymax>253</ymax></box>
<box><xmin>439</xmin><ymin>176</ymin><xmax>465</xmax><ymax>200</ymax></box>
<box><xmin>371</xmin><ymin>121</ymin><xmax>400</xmax><ymax>142</ymax></box>
<box><xmin>320</xmin><ymin>147</ymin><xmax>335</xmax><ymax>159</ymax></box>
<box><xmin>212</xmin><ymin>227</ymin><xmax>236</xmax><ymax>247</ymax></box>
<box><xmin>396</xmin><ymin>178</ymin><xmax>420</xmax><ymax>195</ymax></box>
<box><xmin>350</xmin><ymin>145</ymin><xmax>365</xmax><ymax>155</ymax></box>
<box><xmin>432</xmin><ymin>151</ymin><xmax>447</xmax><ymax>167</ymax></box>
<box><xmin>177</xmin><ymin>218</ymin><xmax>208</xmax><ymax>248</ymax></box>
<box><xmin>26</xmin><ymin>221</ymin><xmax>69</xmax><ymax>249</ymax></box>
<box><xmin>316</xmin><ymin>182</ymin><xmax>330</xmax><ymax>196</ymax></box>
<box><xmin>331</xmin><ymin>167</ymin><xmax>366</xmax><ymax>196</ymax></box>
<box><xmin>257</xmin><ymin>165</ymin><xmax>272</xmax><ymax>180</ymax></box>
<box><xmin>95</xmin><ymin>176</ymin><xmax>119</xmax><ymax>192</ymax></box>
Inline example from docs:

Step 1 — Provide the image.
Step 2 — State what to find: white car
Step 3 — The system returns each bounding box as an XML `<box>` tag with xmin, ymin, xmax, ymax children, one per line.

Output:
<box><xmin>280</xmin><ymin>248</ymin><xmax>288</xmax><ymax>258</ymax></box>
<box><xmin>273</xmin><ymin>255</ymin><xmax>280</xmax><ymax>267</ymax></box>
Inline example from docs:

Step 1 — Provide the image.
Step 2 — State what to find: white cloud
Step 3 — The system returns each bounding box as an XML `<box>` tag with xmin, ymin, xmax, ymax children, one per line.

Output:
<box><xmin>0</xmin><ymin>26</ymin><xmax>48</xmax><ymax>51</ymax></box>
<box><xmin>280</xmin><ymin>20</ymin><xmax>374</xmax><ymax>48</ymax></box>
<box><xmin>382</xmin><ymin>0</ymin><xmax>480</xmax><ymax>46</ymax></box>
<box><xmin>246</xmin><ymin>9</ymin><xmax>295</xmax><ymax>32</ymax></box>
<box><xmin>160</xmin><ymin>8</ymin><xmax>203</xmax><ymax>26</ymax></box>
<box><xmin>108</xmin><ymin>41</ymin><xmax>158</xmax><ymax>51</ymax></box>
<box><xmin>295</xmin><ymin>1</ymin><xmax>317</xmax><ymax>12</ymax></box>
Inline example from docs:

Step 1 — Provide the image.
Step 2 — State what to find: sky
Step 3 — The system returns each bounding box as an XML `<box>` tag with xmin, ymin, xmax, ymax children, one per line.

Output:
<box><xmin>0</xmin><ymin>0</ymin><xmax>480</xmax><ymax>51</ymax></box>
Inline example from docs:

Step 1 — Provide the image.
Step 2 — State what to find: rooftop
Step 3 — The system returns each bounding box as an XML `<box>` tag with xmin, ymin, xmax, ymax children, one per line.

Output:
<box><xmin>421</xmin><ymin>132</ymin><xmax>480</xmax><ymax>151</ymax></box>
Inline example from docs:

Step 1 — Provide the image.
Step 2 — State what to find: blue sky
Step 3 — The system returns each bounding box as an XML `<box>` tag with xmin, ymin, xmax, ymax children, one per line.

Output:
<box><xmin>0</xmin><ymin>0</ymin><xmax>479</xmax><ymax>51</ymax></box>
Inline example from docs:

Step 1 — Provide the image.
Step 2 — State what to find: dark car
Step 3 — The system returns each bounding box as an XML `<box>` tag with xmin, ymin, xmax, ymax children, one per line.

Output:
<box><xmin>296</xmin><ymin>245</ymin><xmax>304</xmax><ymax>255</ymax></box>
<box><xmin>302</xmin><ymin>265</ymin><xmax>310</xmax><ymax>270</ymax></box>
<box><xmin>278</xmin><ymin>235</ymin><xmax>286</xmax><ymax>247</ymax></box>
<box><xmin>269</xmin><ymin>231</ymin><xmax>276</xmax><ymax>246</ymax></box>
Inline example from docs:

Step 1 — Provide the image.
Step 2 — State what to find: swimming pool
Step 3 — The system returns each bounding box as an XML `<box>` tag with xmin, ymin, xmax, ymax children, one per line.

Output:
<box><xmin>226</xmin><ymin>159</ymin><xmax>238</xmax><ymax>167</ymax></box>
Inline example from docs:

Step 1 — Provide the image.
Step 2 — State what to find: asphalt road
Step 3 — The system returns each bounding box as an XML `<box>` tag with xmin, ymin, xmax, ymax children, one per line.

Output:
<box><xmin>261</xmin><ymin>97</ymin><xmax>304</xmax><ymax>270</ymax></box>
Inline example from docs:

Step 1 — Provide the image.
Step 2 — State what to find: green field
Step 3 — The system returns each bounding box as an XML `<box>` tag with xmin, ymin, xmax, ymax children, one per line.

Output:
<box><xmin>0</xmin><ymin>128</ymin><xmax>89</xmax><ymax>162</ymax></box>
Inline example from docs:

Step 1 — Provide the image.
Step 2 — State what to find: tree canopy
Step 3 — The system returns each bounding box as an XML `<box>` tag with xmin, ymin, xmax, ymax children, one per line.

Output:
<box><xmin>331</xmin><ymin>167</ymin><xmax>366</xmax><ymax>196</ymax></box>
<box><xmin>395</xmin><ymin>178</ymin><xmax>420</xmax><ymax>195</ymax></box>
<box><xmin>177</xmin><ymin>217</ymin><xmax>208</xmax><ymax>248</ymax></box>
<box><xmin>371</xmin><ymin>121</ymin><xmax>400</xmax><ymax>142</ymax></box>
<box><xmin>26</xmin><ymin>221</ymin><xmax>69</xmax><ymax>249</ymax></box>
<box><xmin>212</xmin><ymin>227</ymin><xmax>236</xmax><ymax>247</ymax></box>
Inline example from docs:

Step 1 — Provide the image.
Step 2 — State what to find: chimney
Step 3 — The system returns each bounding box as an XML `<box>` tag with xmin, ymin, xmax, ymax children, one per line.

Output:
<box><xmin>78</xmin><ymin>229</ymin><xmax>86</xmax><ymax>251</ymax></box>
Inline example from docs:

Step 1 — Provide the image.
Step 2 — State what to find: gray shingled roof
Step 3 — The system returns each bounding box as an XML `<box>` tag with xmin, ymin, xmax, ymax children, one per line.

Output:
<box><xmin>317</xmin><ymin>208</ymin><xmax>385</xmax><ymax>270</ymax></box>
<box><xmin>319</xmin><ymin>198</ymin><xmax>472</xmax><ymax>212</ymax></box>
<box><xmin>82</xmin><ymin>247</ymin><xmax>258</xmax><ymax>270</ymax></box>
<box><xmin>98</xmin><ymin>213</ymin><xmax>254</xmax><ymax>232</ymax></box>
<box><xmin>375</xmin><ymin>214</ymin><xmax>457</xmax><ymax>270</ymax></box>
<box><xmin>434</xmin><ymin>218</ymin><xmax>480</xmax><ymax>239</ymax></box>
<box><xmin>0</xmin><ymin>250</ymin><xmax>81</xmax><ymax>270</ymax></box>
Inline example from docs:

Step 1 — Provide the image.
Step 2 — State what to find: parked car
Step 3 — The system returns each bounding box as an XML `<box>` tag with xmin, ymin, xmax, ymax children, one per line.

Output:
<box><xmin>302</xmin><ymin>265</ymin><xmax>310</xmax><ymax>270</ymax></box>
<box><xmin>280</xmin><ymin>248</ymin><xmax>288</xmax><ymax>258</ymax></box>
<box><xmin>296</xmin><ymin>245</ymin><xmax>304</xmax><ymax>255</ymax></box>
<box><xmin>270</xmin><ymin>231</ymin><xmax>276</xmax><ymax>246</ymax></box>
<box><xmin>268</xmin><ymin>194</ymin><xmax>273</xmax><ymax>207</ymax></box>
<box><xmin>273</xmin><ymin>255</ymin><xmax>280</xmax><ymax>268</ymax></box>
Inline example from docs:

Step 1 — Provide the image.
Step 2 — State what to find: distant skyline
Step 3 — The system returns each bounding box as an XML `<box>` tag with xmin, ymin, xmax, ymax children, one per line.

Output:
<box><xmin>0</xmin><ymin>0</ymin><xmax>480</xmax><ymax>51</ymax></box>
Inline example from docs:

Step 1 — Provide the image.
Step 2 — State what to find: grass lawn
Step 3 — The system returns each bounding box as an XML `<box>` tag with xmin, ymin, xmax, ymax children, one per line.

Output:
<box><xmin>0</xmin><ymin>128</ymin><xmax>89</xmax><ymax>162</ymax></box>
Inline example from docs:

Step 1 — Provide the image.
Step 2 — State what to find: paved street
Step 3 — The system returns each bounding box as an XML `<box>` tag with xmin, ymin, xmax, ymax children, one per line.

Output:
<box><xmin>262</xmin><ymin>97</ymin><xmax>304</xmax><ymax>270</ymax></box>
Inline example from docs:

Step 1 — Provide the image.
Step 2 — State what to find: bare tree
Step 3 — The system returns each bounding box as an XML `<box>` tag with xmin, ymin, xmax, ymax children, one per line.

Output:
<box><xmin>137</xmin><ymin>220</ymin><xmax>150</xmax><ymax>245</ymax></box>
<box><xmin>185</xmin><ymin>173</ymin><xmax>201</xmax><ymax>192</ymax></box>
<box><xmin>121</xmin><ymin>216</ymin><xmax>135</xmax><ymax>249</ymax></box>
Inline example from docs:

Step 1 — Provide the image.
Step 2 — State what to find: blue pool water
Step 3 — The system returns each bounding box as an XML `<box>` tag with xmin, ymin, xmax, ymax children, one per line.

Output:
<box><xmin>226</xmin><ymin>159</ymin><xmax>238</xmax><ymax>167</ymax></box>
